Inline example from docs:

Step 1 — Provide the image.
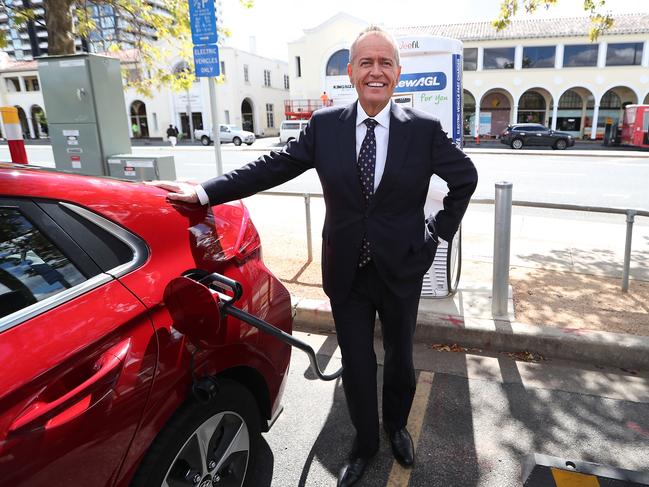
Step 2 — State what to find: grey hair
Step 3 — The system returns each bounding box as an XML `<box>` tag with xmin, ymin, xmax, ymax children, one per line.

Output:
<box><xmin>349</xmin><ymin>25</ymin><xmax>401</xmax><ymax>65</ymax></box>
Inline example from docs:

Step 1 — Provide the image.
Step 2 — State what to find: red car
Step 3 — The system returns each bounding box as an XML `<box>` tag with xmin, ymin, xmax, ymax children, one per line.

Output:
<box><xmin>0</xmin><ymin>163</ymin><xmax>292</xmax><ymax>487</ymax></box>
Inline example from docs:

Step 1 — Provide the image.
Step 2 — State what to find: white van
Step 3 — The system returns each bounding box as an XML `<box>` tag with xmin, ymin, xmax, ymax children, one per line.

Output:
<box><xmin>279</xmin><ymin>120</ymin><xmax>309</xmax><ymax>144</ymax></box>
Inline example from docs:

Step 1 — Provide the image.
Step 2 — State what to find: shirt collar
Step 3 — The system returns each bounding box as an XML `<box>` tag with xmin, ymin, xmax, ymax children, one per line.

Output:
<box><xmin>356</xmin><ymin>100</ymin><xmax>391</xmax><ymax>128</ymax></box>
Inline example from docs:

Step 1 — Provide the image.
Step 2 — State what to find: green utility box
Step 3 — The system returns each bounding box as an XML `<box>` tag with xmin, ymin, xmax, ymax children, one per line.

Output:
<box><xmin>38</xmin><ymin>53</ymin><xmax>131</xmax><ymax>176</ymax></box>
<box><xmin>107</xmin><ymin>154</ymin><xmax>176</xmax><ymax>181</ymax></box>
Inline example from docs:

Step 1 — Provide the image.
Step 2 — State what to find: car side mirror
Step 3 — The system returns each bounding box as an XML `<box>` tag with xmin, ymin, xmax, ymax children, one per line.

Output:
<box><xmin>164</xmin><ymin>275</ymin><xmax>224</xmax><ymax>349</ymax></box>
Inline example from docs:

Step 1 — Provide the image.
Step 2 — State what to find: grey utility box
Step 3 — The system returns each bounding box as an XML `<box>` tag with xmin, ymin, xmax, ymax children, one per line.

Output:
<box><xmin>38</xmin><ymin>53</ymin><xmax>131</xmax><ymax>176</ymax></box>
<box><xmin>107</xmin><ymin>154</ymin><xmax>176</xmax><ymax>181</ymax></box>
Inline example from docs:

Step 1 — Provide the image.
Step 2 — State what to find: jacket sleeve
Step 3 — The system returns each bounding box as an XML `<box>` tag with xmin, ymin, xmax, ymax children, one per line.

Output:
<box><xmin>429</xmin><ymin>120</ymin><xmax>478</xmax><ymax>241</ymax></box>
<box><xmin>201</xmin><ymin>117</ymin><xmax>317</xmax><ymax>206</ymax></box>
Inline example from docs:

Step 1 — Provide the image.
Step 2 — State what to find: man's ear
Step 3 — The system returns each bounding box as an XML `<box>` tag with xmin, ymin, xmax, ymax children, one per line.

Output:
<box><xmin>347</xmin><ymin>63</ymin><xmax>353</xmax><ymax>86</ymax></box>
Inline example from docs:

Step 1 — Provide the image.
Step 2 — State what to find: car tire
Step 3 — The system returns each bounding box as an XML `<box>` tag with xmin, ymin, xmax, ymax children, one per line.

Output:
<box><xmin>245</xmin><ymin>142</ymin><xmax>253</xmax><ymax>146</ymax></box>
<box><xmin>131</xmin><ymin>379</ymin><xmax>261</xmax><ymax>487</ymax></box>
<box><xmin>233</xmin><ymin>137</ymin><xmax>242</xmax><ymax>146</ymax></box>
<box><xmin>554</xmin><ymin>139</ymin><xmax>568</xmax><ymax>150</ymax></box>
<box><xmin>201</xmin><ymin>136</ymin><xmax>211</xmax><ymax>146</ymax></box>
<box><xmin>511</xmin><ymin>138</ymin><xmax>524</xmax><ymax>149</ymax></box>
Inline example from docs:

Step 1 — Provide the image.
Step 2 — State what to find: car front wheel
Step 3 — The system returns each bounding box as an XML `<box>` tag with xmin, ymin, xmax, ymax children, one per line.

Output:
<box><xmin>245</xmin><ymin>142</ymin><xmax>253</xmax><ymax>146</ymax></box>
<box><xmin>511</xmin><ymin>138</ymin><xmax>524</xmax><ymax>149</ymax></box>
<box><xmin>201</xmin><ymin>136</ymin><xmax>212</xmax><ymax>146</ymax></box>
<box><xmin>233</xmin><ymin>137</ymin><xmax>242</xmax><ymax>146</ymax></box>
<box><xmin>554</xmin><ymin>139</ymin><xmax>568</xmax><ymax>150</ymax></box>
<box><xmin>131</xmin><ymin>379</ymin><xmax>261</xmax><ymax>487</ymax></box>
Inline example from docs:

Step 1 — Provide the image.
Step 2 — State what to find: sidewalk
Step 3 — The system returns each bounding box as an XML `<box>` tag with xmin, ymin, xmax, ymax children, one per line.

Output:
<box><xmin>242</xmin><ymin>194</ymin><xmax>649</xmax><ymax>371</ymax></box>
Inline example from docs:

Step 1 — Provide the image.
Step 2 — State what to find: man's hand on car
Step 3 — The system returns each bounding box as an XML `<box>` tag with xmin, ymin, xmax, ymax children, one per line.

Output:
<box><xmin>144</xmin><ymin>180</ymin><xmax>200</xmax><ymax>204</ymax></box>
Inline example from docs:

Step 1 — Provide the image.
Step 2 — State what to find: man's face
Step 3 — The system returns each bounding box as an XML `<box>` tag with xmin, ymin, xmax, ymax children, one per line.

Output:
<box><xmin>347</xmin><ymin>33</ymin><xmax>401</xmax><ymax>116</ymax></box>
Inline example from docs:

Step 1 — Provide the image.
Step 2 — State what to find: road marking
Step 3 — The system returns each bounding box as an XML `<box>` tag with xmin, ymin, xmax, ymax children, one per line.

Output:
<box><xmin>385</xmin><ymin>371</ymin><xmax>434</xmax><ymax>487</ymax></box>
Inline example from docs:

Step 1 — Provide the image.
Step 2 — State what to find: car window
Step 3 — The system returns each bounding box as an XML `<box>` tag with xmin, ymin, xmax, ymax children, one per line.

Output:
<box><xmin>282</xmin><ymin>123</ymin><xmax>300</xmax><ymax>130</ymax></box>
<box><xmin>0</xmin><ymin>208</ymin><xmax>86</xmax><ymax>319</ymax></box>
<box><xmin>220</xmin><ymin>126</ymin><xmax>228</xmax><ymax>132</ymax></box>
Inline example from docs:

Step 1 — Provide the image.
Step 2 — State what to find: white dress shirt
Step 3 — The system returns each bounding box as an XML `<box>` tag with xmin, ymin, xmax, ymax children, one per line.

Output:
<box><xmin>355</xmin><ymin>101</ymin><xmax>391</xmax><ymax>192</ymax></box>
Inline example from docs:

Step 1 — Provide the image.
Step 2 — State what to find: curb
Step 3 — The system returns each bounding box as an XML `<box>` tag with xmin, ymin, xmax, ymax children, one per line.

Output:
<box><xmin>291</xmin><ymin>294</ymin><xmax>649</xmax><ymax>371</ymax></box>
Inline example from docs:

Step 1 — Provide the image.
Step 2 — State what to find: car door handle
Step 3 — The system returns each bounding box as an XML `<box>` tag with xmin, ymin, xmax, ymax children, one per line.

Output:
<box><xmin>9</xmin><ymin>339</ymin><xmax>131</xmax><ymax>433</ymax></box>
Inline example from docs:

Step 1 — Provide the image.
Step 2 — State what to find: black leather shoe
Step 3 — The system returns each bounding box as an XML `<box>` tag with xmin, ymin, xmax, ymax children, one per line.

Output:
<box><xmin>388</xmin><ymin>428</ymin><xmax>414</xmax><ymax>467</ymax></box>
<box><xmin>337</xmin><ymin>456</ymin><xmax>370</xmax><ymax>487</ymax></box>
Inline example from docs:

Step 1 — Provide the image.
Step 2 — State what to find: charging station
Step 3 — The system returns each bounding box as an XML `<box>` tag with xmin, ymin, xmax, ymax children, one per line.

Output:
<box><xmin>395</xmin><ymin>35</ymin><xmax>464</xmax><ymax>297</ymax></box>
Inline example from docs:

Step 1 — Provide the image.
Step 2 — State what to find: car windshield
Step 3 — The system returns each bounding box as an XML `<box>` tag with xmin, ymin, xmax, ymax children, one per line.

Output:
<box><xmin>228</xmin><ymin>125</ymin><xmax>243</xmax><ymax>131</ymax></box>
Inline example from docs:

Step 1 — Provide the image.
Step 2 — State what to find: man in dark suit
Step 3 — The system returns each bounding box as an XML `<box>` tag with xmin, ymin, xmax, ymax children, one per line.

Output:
<box><xmin>151</xmin><ymin>25</ymin><xmax>477</xmax><ymax>487</ymax></box>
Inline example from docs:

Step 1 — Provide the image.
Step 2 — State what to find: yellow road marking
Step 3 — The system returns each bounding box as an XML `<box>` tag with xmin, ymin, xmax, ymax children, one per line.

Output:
<box><xmin>551</xmin><ymin>468</ymin><xmax>601</xmax><ymax>487</ymax></box>
<box><xmin>386</xmin><ymin>371</ymin><xmax>434</xmax><ymax>487</ymax></box>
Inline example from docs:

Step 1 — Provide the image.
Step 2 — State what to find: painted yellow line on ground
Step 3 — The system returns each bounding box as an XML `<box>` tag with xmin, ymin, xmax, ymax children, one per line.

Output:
<box><xmin>385</xmin><ymin>371</ymin><xmax>434</xmax><ymax>487</ymax></box>
<box><xmin>551</xmin><ymin>468</ymin><xmax>600</xmax><ymax>487</ymax></box>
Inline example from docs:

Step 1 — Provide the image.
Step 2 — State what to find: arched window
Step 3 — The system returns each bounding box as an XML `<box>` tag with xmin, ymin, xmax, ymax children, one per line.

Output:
<box><xmin>600</xmin><ymin>91</ymin><xmax>621</xmax><ymax>109</ymax></box>
<box><xmin>326</xmin><ymin>49</ymin><xmax>350</xmax><ymax>76</ymax></box>
<box><xmin>558</xmin><ymin>90</ymin><xmax>583</xmax><ymax>109</ymax></box>
<box><xmin>519</xmin><ymin>91</ymin><xmax>545</xmax><ymax>110</ymax></box>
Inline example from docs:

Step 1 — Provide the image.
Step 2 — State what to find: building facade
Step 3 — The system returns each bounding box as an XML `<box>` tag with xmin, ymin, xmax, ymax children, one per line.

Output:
<box><xmin>287</xmin><ymin>13</ymin><xmax>649</xmax><ymax>139</ymax></box>
<box><xmin>0</xmin><ymin>46</ymin><xmax>289</xmax><ymax>140</ymax></box>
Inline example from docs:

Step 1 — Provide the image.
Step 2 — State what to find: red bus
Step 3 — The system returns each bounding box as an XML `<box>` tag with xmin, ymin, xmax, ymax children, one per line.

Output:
<box><xmin>620</xmin><ymin>104</ymin><xmax>649</xmax><ymax>148</ymax></box>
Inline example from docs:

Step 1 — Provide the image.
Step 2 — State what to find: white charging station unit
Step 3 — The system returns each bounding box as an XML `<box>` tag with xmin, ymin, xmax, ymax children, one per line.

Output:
<box><xmin>394</xmin><ymin>35</ymin><xmax>464</xmax><ymax>297</ymax></box>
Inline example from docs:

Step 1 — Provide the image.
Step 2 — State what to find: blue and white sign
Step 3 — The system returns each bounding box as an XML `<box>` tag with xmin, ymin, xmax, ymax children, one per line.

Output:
<box><xmin>394</xmin><ymin>72</ymin><xmax>447</xmax><ymax>93</ymax></box>
<box><xmin>193</xmin><ymin>44</ymin><xmax>220</xmax><ymax>77</ymax></box>
<box><xmin>189</xmin><ymin>0</ymin><xmax>217</xmax><ymax>45</ymax></box>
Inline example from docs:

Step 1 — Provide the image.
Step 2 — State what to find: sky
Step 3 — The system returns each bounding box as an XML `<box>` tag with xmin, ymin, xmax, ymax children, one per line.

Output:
<box><xmin>220</xmin><ymin>0</ymin><xmax>649</xmax><ymax>61</ymax></box>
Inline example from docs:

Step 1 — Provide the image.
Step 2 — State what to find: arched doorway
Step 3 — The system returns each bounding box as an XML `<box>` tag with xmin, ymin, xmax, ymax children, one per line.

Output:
<box><xmin>598</xmin><ymin>86</ymin><xmax>637</xmax><ymax>137</ymax></box>
<box><xmin>130</xmin><ymin>100</ymin><xmax>149</xmax><ymax>138</ymax></box>
<box><xmin>241</xmin><ymin>98</ymin><xmax>254</xmax><ymax>133</ymax></box>
<box><xmin>463</xmin><ymin>90</ymin><xmax>476</xmax><ymax>136</ymax></box>
<box><xmin>15</xmin><ymin>106</ymin><xmax>30</xmax><ymax>139</ymax></box>
<box><xmin>479</xmin><ymin>89</ymin><xmax>513</xmax><ymax>136</ymax></box>
<box><xmin>552</xmin><ymin>89</ymin><xmax>593</xmax><ymax>138</ymax></box>
<box><xmin>30</xmin><ymin>105</ymin><xmax>47</xmax><ymax>138</ymax></box>
<box><xmin>517</xmin><ymin>89</ymin><xmax>551</xmax><ymax>125</ymax></box>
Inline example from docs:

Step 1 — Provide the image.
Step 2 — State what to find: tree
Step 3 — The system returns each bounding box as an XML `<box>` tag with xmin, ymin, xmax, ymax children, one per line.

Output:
<box><xmin>494</xmin><ymin>0</ymin><xmax>614</xmax><ymax>41</ymax></box>
<box><xmin>0</xmin><ymin>0</ymin><xmax>253</xmax><ymax>95</ymax></box>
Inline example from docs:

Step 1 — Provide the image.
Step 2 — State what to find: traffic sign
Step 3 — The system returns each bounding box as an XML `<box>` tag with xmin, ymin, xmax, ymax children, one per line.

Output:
<box><xmin>193</xmin><ymin>44</ymin><xmax>220</xmax><ymax>77</ymax></box>
<box><xmin>188</xmin><ymin>0</ymin><xmax>217</xmax><ymax>45</ymax></box>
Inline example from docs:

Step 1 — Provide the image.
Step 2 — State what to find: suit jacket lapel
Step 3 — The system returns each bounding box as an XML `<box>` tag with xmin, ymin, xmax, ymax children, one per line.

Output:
<box><xmin>372</xmin><ymin>102</ymin><xmax>412</xmax><ymax>207</ymax></box>
<box><xmin>338</xmin><ymin>102</ymin><xmax>364</xmax><ymax>205</ymax></box>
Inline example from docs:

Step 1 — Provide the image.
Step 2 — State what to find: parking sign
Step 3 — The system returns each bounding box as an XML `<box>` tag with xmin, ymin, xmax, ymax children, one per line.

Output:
<box><xmin>188</xmin><ymin>0</ymin><xmax>217</xmax><ymax>45</ymax></box>
<box><xmin>193</xmin><ymin>44</ymin><xmax>220</xmax><ymax>77</ymax></box>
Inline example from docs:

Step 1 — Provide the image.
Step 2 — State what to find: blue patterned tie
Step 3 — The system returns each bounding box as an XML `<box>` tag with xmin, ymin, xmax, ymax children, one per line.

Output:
<box><xmin>357</xmin><ymin>118</ymin><xmax>378</xmax><ymax>267</ymax></box>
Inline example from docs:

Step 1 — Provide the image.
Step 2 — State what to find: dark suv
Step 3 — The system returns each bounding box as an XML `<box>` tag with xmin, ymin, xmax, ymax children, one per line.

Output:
<box><xmin>500</xmin><ymin>123</ymin><xmax>575</xmax><ymax>150</ymax></box>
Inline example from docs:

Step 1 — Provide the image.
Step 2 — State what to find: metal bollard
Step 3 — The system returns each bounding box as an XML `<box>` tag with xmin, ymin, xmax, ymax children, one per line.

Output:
<box><xmin>622</xmin><ymin>209</ymin><xmax>636</xmax><ymax>293</ymax></box>
<box><xmin>304</xmin><ymin>193</ymin><xmax>313</xmax><ymax>262</ymax></box>
<box><xmin>492</xmin><ymin>182</ymin><xmax>513</xmax><ymax>317</ymax></box>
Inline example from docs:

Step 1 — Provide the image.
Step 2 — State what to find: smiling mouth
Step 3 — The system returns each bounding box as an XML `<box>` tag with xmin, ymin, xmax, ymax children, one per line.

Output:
<box><xmin>366</xmin><ymin>82</ymin><xmax>386</xmax><ymax>88</ymax></box>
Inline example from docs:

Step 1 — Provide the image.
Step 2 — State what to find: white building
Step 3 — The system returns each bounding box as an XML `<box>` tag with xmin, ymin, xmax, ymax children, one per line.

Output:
<box><xmin>0</xmin><ymin>46</ymin><xmax>289</xmax><ymax>140</ymax></box>
<box><xmin>286</xmin><ymin>12</ymin><xmax>649</xmax><ymax>139</ymax></box>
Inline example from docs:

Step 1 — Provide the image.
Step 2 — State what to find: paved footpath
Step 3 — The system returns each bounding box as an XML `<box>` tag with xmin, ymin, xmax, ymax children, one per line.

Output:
<box><xmin>251</xmin><ymin>332</ymin><xmax>649</xmax><ymax>486</ymax></box>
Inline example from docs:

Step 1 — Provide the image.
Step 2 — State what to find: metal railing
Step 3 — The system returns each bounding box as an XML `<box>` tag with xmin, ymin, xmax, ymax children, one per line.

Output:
<box><xmin>258</xmin><ymin>186</ymin><xmax>648</xmax><ymax>312</ymax></box>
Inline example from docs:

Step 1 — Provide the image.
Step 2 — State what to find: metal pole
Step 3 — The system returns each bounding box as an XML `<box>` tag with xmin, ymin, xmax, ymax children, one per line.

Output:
<box><xmin>492</xmin><ymin>182</ymin><xmax>513</xmax><ymax>317</ymax></box>
<box><xmin>208</xmin><ymin>78</ymin><xmax>223</xmax><ymax>176</ymax></box>
<box><xmin>304</xmin><ymin>193</ymin><xmax>313</xmax><ymax>261</ymax></box>
<box><xmin>186</xmin><ymin>89</ymin><xmax>194</xmax><ymax>142</ymax></box>
<box><xmin>622</xmin><ymin>209</ymin><xmax>636</xmax><ymax>293</ymax></box>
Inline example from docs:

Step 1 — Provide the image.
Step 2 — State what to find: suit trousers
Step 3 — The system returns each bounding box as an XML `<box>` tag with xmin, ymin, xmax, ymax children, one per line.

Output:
<box><xmin>330</xmin><ymin>261</ymin><xmax>423</xmax><ymax>458</ymax></box>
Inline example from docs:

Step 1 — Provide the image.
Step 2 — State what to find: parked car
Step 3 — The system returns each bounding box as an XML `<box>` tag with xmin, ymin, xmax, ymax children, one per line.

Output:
<box><xmin>0</xmin><ymin>163</ymin><xmax>292</xmax><ymax>487</ymax></box>
<box><xmin>500</xmin><ymin>123</ymin><xmax>575</xmax><ymax>150</ymax></box>
<box><xmin>279</xmin><ymin>120</ymin><xmax>309</xmax><ymax>144</ymax></box>
<box><xmin>195</xmin><ymin>125</ymin><xmax>256</xmax><ymax>146</ymax></box>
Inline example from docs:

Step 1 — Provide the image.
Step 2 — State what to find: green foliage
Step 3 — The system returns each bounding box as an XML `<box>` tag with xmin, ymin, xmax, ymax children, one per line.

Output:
<box><xmin>493</xmin><ymin>0</ymin><xmax>613</xmax><ymax>40</ymax></box>
<box><xmin>0</xmin><ymin>0</ymin><xmax>253</xmax><ymax>95</ymax></box>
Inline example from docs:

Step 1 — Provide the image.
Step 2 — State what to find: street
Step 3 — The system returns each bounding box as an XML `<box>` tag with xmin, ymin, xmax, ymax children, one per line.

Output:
<box><xmin>251</xmin><ymin>331</ymin><xmax>649</xmax><ymax>486</ymax></box>
<box><xmin>3</xmin><ymin>142</ymin><xmax>648</xmax><ymax>211</ymax></box>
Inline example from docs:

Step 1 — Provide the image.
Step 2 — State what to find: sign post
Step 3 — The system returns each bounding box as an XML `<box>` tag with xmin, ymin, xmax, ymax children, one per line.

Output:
<box><xmin>188</xmin><ymin>0</ymin><xmax>223</xmax><ymax>176</ymax></box>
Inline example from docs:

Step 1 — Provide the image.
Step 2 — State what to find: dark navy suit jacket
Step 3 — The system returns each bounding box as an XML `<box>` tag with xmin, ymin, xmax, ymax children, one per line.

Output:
<box><xmin>203</xmin><ymin>101</ymin><xmax>478</xmax><ymax>303</ymax></box>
